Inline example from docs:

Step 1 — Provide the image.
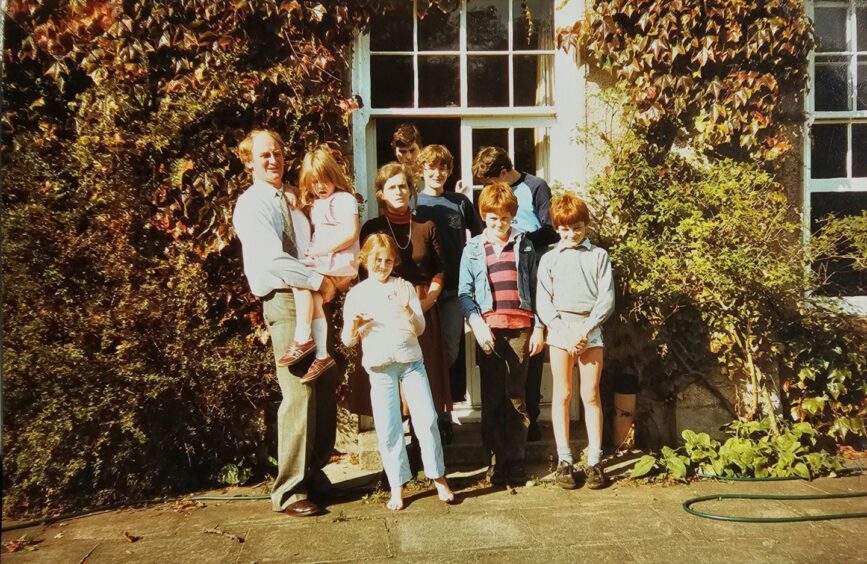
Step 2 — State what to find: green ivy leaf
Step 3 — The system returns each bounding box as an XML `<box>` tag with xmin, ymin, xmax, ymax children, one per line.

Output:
<box><xmin>630</xmin><ymin>455</ymin><xmax>658</xmax><ymax>478</ymax></box>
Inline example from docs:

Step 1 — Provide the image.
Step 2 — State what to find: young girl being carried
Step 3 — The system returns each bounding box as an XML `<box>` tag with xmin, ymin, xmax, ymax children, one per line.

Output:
<box><xmin>277</xmin><ymin>146</ymin><xmax>360</xmax><ymax>384</ymax></box>
<box><xmin>341</xmin><ymin>234</ymin><xmax>455</xmax><ymax>510</ymax></box>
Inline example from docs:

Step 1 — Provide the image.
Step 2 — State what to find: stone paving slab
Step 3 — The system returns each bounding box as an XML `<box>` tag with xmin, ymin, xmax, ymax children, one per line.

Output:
<box><xmin>2</xmin><ymin>469</ymin><xmax>865</xmax><ymax>563</ymax></box>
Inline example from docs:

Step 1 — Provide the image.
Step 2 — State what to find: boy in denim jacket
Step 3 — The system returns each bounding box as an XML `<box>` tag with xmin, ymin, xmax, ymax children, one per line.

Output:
<box><xmin>458</xmin><ymin>183</ymin><xmax>545</xmax><ymax>486</ymax></box>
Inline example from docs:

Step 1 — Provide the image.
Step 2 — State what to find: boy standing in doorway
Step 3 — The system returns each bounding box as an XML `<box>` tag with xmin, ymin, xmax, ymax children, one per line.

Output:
<box><xmin>472</xmin><ymin>146</ymin><xmax>558</xmax><ymax>441</ymax></box>
<box><xmin>415</xmin><ymin>144</ymin><xmax>483</xmax><ymax>428</ymax></box>
<box><xmin>391</xmin><ymin>123</ymin><xmax>424</xmax><ymax>198</ymax></box>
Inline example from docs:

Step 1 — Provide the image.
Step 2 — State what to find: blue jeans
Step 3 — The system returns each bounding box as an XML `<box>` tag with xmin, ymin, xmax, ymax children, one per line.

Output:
<box><xmin>368</xmin><ymin>360</ymin><xmax>445</xmax><ymax>487</ymax></box>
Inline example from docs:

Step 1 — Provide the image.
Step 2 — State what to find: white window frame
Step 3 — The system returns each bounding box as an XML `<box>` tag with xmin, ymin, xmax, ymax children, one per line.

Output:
<box><xmin>804</xmin><ymin>0</ymin><xmax>867</xmax><ymax>314</ymax></box>
<box><xmin>352</xmin><ymin>0</ymin><xmax>584</xmax><ymax>221</ymax></box>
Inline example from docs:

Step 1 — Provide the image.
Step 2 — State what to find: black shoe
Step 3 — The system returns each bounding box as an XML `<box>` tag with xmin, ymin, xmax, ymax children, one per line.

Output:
<box><xmin>507</xmin><ymin>462</ymin><xmax>527</xmax><ymax>485</ymax></box>
<box><xmin>526</xmin><ymin>421</ymin><xmax>542</xmax><ymax>442</ymax></box>
<box><xmin>438</xmin><ymin>413</ymin><xmax>454</xmax><ymax>445</ymax></box>
<box><xmin>585</xmin><ymin>464</ymin><xmax>608</xmax><ymax>489</ymax></box>
<box><xmin>554</xmin><ymin>461</ymin><xmax>577</xmax><ymax>490</ymax></box>
<box><xmin>487</xmin><ymin>463</ymin><xmax>508</xmax><ymax>486</ymax></box>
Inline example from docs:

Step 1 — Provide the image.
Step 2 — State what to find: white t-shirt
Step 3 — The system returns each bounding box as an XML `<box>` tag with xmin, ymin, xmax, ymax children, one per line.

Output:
<box><xmin>341</xmin><ymin>277</ymin><xmax>425</xmax><ymax>369</ymax></box>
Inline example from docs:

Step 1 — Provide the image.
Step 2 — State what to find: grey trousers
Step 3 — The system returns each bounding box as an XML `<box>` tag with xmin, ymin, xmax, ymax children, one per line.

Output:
<box><xmin>263</xmin><ymin>290</ymin><xmax>338</xmax><ymax>511</ymax></box>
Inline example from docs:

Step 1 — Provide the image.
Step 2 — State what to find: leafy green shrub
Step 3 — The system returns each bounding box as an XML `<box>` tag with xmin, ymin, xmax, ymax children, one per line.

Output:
<box><xmin>631</xmin><ymin>421</ymin><xmax>843</xmax><ymax>481</ymax></box>
<box><xmin>585</xmin><ymin>130</ymin><xmax>866</xmax><ymax>442</ymax></box>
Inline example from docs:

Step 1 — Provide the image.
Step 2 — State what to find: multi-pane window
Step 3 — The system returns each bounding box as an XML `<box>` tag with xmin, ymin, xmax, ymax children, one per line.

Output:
<box><xmin>353</xmin><ymin>0</ymin><xmax>579</xmax><ymax>414</ymax></box>
<box><xmin>808</xmin><ymin>1</ymin><xmax>867</xmax><ymax>301</ymax></box>
<box><xmin>368</xmin><ymin>0</ymin><xmax>555</xmax><ymax>109</ymax></box>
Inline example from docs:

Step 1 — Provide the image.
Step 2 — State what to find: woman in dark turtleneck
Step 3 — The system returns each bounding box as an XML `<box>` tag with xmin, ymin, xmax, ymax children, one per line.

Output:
<box><xmin>349</xmin><ymin>162</ymin><xmax>452</xmax><ymax>449</ymax></box>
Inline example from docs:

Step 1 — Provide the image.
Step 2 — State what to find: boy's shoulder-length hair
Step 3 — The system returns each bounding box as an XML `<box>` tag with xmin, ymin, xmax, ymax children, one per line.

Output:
<box><xmin>550</xmin><ymin>191</ymin><xmax>591</xmax><ymax>227</ymax></box>
<box><xmin>477</xmin><ymin>181</ymin><xmax>518</xmax><ymax>217</ymax></box>
<box><xmin>238</xmin><ymin>129</ymin><xmax>284</xmax><ymax>164</ymax></box>
<box><xmin>417</xmin><ymin>144</ymin><xmax>454</xmax><ymax>169</ymax></box>
<box><xmin>472</xmin><ymin>146</ymin><xmax>512</xmax><ymax>181</ymax></box>
<box><xmin>298</xmin><ymin>145</ymin><xmax>354</xmax><ymax>203</ymax></box>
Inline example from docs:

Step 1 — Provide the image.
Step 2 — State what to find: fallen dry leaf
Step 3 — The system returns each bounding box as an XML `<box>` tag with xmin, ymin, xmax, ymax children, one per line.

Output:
<box><xmin>122</xmin><ymin>531</ymin><xmax>141</xmax><ymax>543</ymax></box>
<box><xmin>3</xmin><ymin>535</ymin><xmax>32</xmax><ymax>553</ymax></box>
<box><xmin>203</xmin><ymin>527</ymin><xmax>245</xmax><ymax>543</ymax></box>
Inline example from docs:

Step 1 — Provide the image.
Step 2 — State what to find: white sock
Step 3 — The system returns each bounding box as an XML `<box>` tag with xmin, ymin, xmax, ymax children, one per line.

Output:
<box><xmin>312</xmin><ymin>318</ymin><xmax>328</xmax><ymax>359</ymax></box>
<box><xmin>294</xmin><ymin>323</ymin><xmax>312</xmax><ymax>344</ymax></box>
<box><xmin>587</xmin><ymin>447</ymin><xmax>603</xmax><ymax>467</ymax></box>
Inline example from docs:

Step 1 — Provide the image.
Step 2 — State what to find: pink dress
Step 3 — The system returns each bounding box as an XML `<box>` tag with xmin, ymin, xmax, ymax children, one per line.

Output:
<box><xmin>307</xmin><ymin>191</ymin><xmax>360</xmax><ymax>277</ymax></box>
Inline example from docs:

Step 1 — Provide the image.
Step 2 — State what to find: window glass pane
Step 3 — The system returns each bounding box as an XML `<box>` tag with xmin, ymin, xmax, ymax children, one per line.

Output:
<box><xmin>811</xmin><ymin>124</ymin><xmax>848</xmax><ymax>179</ymax></box>
<box><xmin>419</xmin><ymin>56</ymin><xmax>460</xmax><ymax>107</ymax></box>
<box><xmin>468</xmin><ymin>55</ymin><xmax>509</xmax><ymax>106</ymax></box>
<box><xmin>370</xmin><ymin>4</ymin><xmax>412</xmax><ymax>51</ymax></box>
<box><xmin>815</xmin><ymin>56</ymin><xmax>851</xmax><ymax>111</ymax></box>
<box><xmin>858</xmin><ymin>8</ymin><xmax>867</xmax><ymax>52</ymax></box>
<box><xmin>514</xmin><ymin>128</ymin><xmax>544</xmax><ymax>175</ymax></box>
<box><xmin>468</xmin><ymin>0</ymin><xmax>509</xmax><ymax>51</ymax></box>
<box><xmin>853</xmin><ymin>124</ymin><xmax>867</xmax><ymax>178</ymax></box>
<box><xmin>858</xmin><ymin>56</ymin><xmax>867</xmax><ymax>110</ymax></box>
<box><xmin>472</xmin><ymin>128</ymin><xmax>508</xmax><ymax>158</ymax></box>
<box><xmin>512</xmin><ymin>0</ymin><xmax>554</xmax><ymax>50</ymax></box>
<box><xmin>811</xmin><ymin>192</ymin><xmax>867</xmax><ymax>297</ymax></box>
<box><xmin>371</xmin><ymin>56</ymin><xmax>414</xmax><ymax>108</ymax></box>
<box><xmin>814</xmin><ymin>7</ymin><xmax>848</xmax><ymax>52</ymax></box>
<box><xmin>514</xmin><ymin>55</ymin><xmax>554</xmax><ymax>106</ymax></box>
<box><xmin>418</xmin><ymin>6</ymin><xmax>460</xmax><ymax>51</ymax></box>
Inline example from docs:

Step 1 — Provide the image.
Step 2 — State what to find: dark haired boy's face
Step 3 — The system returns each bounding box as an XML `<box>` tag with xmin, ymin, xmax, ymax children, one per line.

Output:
<box><xmin>394</xmin><ymin>143</ymin><xmax>420</xmax><ymax>166</ymax></box>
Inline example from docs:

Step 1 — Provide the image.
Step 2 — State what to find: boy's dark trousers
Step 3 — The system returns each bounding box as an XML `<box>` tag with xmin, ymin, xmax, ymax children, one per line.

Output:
<box><xmin>525</xmin><ymin>353</ymin><xmax>544</xmax><ymax>427</ymax></box>
<box><xmin>476</xmin><ymin>327</ymin><xmax>531</xmax><ymax>466</ymax></box>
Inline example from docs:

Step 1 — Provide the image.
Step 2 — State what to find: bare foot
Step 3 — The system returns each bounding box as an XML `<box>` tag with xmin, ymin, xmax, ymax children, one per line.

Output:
<box><xmin>433</xmin><ymin>477</ymin><xmax>455</xmax><ymax>504</ymax></box>
<box><xmin>386</xmin><ymin>487</ymin><xmax>404</xmax><ymax>511</ymax></box>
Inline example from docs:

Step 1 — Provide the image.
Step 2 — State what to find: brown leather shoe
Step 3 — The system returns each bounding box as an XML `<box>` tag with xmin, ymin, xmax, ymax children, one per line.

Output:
<box><xmin>300</xmin><ymin>356</ymin><xmax>336</xmax><ymax>384</ymax></box>
<box><xmin>284</xmin><ymin>499</ymin><xmax>322</xmax><ymax>517</ymax></box>
<box><xmin>277</xmin><ymin>340</ymin><xmax>316</xmax><ymax>367</ymax></box>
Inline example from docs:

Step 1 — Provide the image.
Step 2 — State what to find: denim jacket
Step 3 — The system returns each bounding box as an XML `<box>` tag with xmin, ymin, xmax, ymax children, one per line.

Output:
<box><xmin>458</xmin><ymin>229</ymin><xmax>539</xmax><ymax>328</ymax></box>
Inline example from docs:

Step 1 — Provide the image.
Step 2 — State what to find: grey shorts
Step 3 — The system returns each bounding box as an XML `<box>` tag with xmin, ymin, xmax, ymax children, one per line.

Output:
<box><xmin>546</xmin><ymin>311</ymin><xmax>603</xmax><ymax>351</ymax></box>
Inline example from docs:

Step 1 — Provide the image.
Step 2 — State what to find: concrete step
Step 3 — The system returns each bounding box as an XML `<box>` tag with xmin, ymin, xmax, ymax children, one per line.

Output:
<box><xmin>358</xmin><ymin>421</ymin><xmax>589</xmax><ymax>471</ymax></box>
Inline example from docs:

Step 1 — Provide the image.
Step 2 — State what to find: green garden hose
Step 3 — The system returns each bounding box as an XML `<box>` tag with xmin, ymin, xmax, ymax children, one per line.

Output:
<box><xmin>684</xmin><ymin>473</ymin><xmax>867</xmax><ymax>522</ymax></box>
<box><xmin>682</xmin><ymin>491</ymin><xmax>867</xmax><ymax>522</ymax></box>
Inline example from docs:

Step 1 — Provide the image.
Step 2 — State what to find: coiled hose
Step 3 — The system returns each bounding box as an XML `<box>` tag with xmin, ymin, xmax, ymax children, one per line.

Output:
<box><xmin>683</xmin><ymin>473</ymin><xmax>867</xmax><ymax>523</ymax></box>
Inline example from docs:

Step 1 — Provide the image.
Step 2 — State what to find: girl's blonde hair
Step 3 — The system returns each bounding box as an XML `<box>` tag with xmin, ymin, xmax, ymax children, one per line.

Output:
<box><xmin>358</xmin><ymin>233</ymin><xmax>401</xmax><ymax>270</ymax></box>
<box><xmin>298</xmin><ymin>145</ymin><xmax>354</xmax><ymax>205</ymax></box>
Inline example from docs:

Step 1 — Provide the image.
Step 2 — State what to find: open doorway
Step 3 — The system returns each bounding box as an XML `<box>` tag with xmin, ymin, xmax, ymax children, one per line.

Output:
<box><xmin>374</xmin><ymin>117</ymin><xmax>461</xmax><ymax>193</ymax></box>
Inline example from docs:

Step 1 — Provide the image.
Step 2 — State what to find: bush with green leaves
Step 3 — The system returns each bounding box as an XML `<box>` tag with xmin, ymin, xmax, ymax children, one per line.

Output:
<box><xmin>585</xmin><ymin>129</ymin><xmax>866</xmax><ymax>443</ymax></box>
<box><xmin>631</xmin><ymin>421</ymin><xmax>843</xmax><ymax>481</ymax></box>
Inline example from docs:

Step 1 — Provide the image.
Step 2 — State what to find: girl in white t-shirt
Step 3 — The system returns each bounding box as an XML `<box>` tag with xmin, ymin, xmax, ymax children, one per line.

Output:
<box><xmin>277</xmin><ymin>146</ymin><xmax>360</xmax><ymax>384</ymax></box>
<box><xmin>342</xmin><ymin>234</ymin><xmax>455</xmax><ymax>510</ymax></box>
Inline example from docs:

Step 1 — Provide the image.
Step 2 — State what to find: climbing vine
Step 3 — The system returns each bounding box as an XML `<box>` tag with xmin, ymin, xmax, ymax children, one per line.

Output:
<box><xmin>558</xmin><ymin>0</ymin><xmax>815</xmax><ymax>159</ymax></box>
